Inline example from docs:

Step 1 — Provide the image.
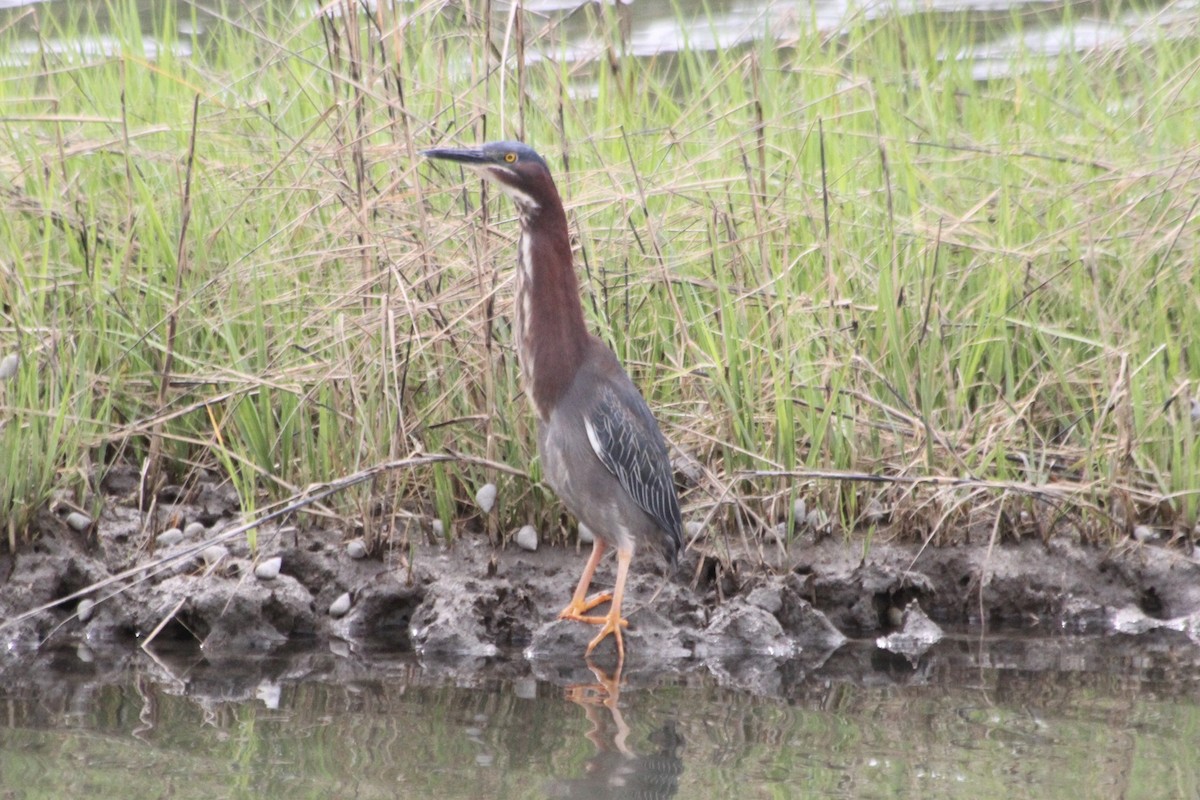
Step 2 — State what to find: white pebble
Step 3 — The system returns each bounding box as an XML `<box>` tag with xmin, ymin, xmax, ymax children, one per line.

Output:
<box><xmin>475</xmin><ymin>483</ymin><xmax>497</xmax><ymax>513</ymax></box>
<box><xmin>157</xmin><ymin>528</ymin><xmax>183</xmax><ymax>546</ymax></box>
<box><xmin>329</xmin><ymin>592</ymin><xmax>352</xmax><ymax>617</ymax></box>
<box><xmin>183</xmin><ymin>521</ymin><xmax>206</xmax><ymax>538</ymax></box>
<box><xmin>431</xmin><ymin>519</ymin><xmax>445</xmax><ymax>537</ymax></box>
<box><xmin>793</xmin><ymin>498</ymin><xmax>807</xmax><ymax>521</ymax></box>
<box><xmin>77</xmin><ymin>598</ymin><xmax>95</xmax><ymax>623</ymax></box>
<box><xmin>1132</xmin><ymin>525</ymin><xmax>1155</xmax><ymax>542</ymax></box>
<box><xmin>255</xmin><ymin>557</ymin><xmax>282</xmax><ymax>580</ymax></box>
<box><xmin>578</xmin><ymin>523</ymin><xmax>594</xmax><ymax>544</ymax></box>
<box><xmin>66</xmin><ymin>512</ymin><xmax>92</xmax><ymax>532</ymax></box>
<box><xmin>0</xmin><ymin>353</ymin><xmax>17</xmax><ymax>380</ymax></box>
<box><xmin>515</xmin><ymin>525</ymin><xmax>538</xmax><ymax>552</ymax></box>
<box><xmin>346</xmin><ymin>539</ymin><xmax>367</xmax><ymax>559</ymax></box>
<box><xmin>684</xmin><ymin>520</ymin><xmax>704</xmax><ymax>539</ymax></box>
<box><xmin>201</xmin><ymin>545</ymin><xmax>229</xmax><ymax>566</ymax></box>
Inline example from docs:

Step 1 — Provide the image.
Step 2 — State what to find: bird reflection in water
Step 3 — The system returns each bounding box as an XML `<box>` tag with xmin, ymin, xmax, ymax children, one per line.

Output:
<box><xmin>548</xmin><ymin>660</ymin><xmax>684</xmax><ymax>799</ymax></box>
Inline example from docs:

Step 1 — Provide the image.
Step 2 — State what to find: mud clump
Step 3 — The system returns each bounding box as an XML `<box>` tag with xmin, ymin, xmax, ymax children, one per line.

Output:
<box><xmin>4</xmin><ymin>471</ymin><xmax>1200</xmax><ymax>669</ymax></box>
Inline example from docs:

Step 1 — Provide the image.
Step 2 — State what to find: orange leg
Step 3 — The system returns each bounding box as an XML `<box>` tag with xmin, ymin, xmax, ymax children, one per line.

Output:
<box><xmin>558</xmin><ymin>538</ymin><xmax>620</xmax><ymax>624</ymax></box>
<box><xmin>585</xmin><ymin>546</ymin><xmax>632</xmax><ymax>662</ymax></box>
<box><xmin>558</xmin><ymin>538</ymin><xmax>629</xmax><ymax>627</ymax></box>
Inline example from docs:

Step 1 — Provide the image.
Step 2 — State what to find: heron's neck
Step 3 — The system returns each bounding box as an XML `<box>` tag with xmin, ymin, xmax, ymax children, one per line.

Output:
<box><xmin>514</xmin><ymin>199</ymin><xmax>588</xmax><ymax>420</ymax></box>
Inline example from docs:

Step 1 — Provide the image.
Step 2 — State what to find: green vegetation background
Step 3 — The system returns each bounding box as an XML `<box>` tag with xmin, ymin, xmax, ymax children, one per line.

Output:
<box><xmin>1</xmin><ymin>0</ymin><xmax>1197</xmax><ymax>548</ymax></box>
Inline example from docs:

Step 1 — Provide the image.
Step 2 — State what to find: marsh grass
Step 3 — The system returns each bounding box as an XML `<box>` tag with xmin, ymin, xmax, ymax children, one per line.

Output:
<box><xmin>0</xmin><ymin>0</ymin><xmax>1197</xmax><ymax>550</ymax></box>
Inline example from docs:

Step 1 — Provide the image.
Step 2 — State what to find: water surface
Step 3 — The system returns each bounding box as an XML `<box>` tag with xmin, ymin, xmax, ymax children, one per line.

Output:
<box><xmin>3</xmin><ymin>632</ymin><xmax>1199</xmax><ymax>798</ymax></box>
<box><xmin>2</xmin><ymin>0</ymin><xmax>1191</xmax><ymax>80</ymax></box>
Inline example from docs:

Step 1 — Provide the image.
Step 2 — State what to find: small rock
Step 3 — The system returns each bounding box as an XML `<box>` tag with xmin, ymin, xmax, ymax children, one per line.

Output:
<box><xmin>66</xmin><ymin>512</ymin><xmax>92</xmax><ymax>532</ymax></box>
<box><xmin>346</xmin><ymin>539</ymin><xmax>367</xmax><ymax>559</ymax></box>
<box><xmin>793</xmin><ymin>497</ymin><xmax>807</xmax><ymax>522</ymax></box>
<box><xmin>411</xmin><ymin>594</ymin><xmax>500</xmax><ymax>657</ymax></box>
<box><xmin>577</xmin><ymin>523</ymin><xmax>594</xmax><ymax>544</ymax></box>
<box><xmin>836</xmin><ymin>564</ymin><xmax>935</xmax><ymax>631</ymax></box>
<box><xmin>777</xmin><ymin>593</ymin><xmax>848</xmax><ymax>650</ymax></box>
<box><xmin>200</xmin><ymin>545</ymin><xmax>229</xmax><ymax>567</ymax></box>
<box><xmin>183</xmin><ymin>521</ymin><xmax>206</xmax><ymax>538</ymax></box>
<box><xmin>515</xmin><ymin>525</ymin><xmax>538</xmax><ymax>552</ymax></box>
<box><xmin>431</xmin><ymin>519</ymin><xmax>445</xmax><ymax>537</ymax></box>
<box><xmin>475</xmin><ymin>483</ymin><xmax>497</xmax><ymax>514</ymax></box>
<box><xmin>684</xmin><ymin>520</ymin><xmax>704</xmax><ymax>539</ymax></box>
<box><xmin>1132</xmin><ymin>525</ymin><xmax>1155</xmax><ymax>542</ymax></box>
<box><xmin>1109</xmin><ymin>605</ymin><xmax>1165</xmax><ymax>635</ymax></box>
<box><xmin>0</xmin><ymin>353</ymin><xmax>17</xmax><ymax>380</ymax></box>
<box><xmin>329</xmin><ymin>592</ymin><xmax>352</xmax><ymax>617</ymax></box>
<box><xmin>256</xmin><ymin>681</ymin><xmax>282</xmax><ymax>710</ymax></box>
<box><xmin>156</xmin><ymin>528</ymin><xmax>184</xmax><ymax>547</ymax></box>
<box><xmin>746</xmin><ymin>586</ymin><xmax>783</xmax><ymax>615</ymax></box>
<box><xmin>255</xmin><ymin>557</ymin><xmax>282</xmax><ymax>580</ymax></box>
<box><xmin>697</xmin><ymin>603</ymin><xmax>795</xmax><ymax>658</ymax></box>
<box><xmin>76</xmin><ymin>598</ymin><xmax>95</xmax><ymax>623</ymax></box>
<box><xmin>876</xmin><ymin>601</ymin><xmax>944</xmax><ymax>657</ymax></box>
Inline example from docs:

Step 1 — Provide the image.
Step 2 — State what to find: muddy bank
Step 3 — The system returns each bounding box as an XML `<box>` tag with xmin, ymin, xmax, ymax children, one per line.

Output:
<box><xmin>4</xmin><ymin>472</ymin><xmax>1200</xmax><ymax>672</ymax></box>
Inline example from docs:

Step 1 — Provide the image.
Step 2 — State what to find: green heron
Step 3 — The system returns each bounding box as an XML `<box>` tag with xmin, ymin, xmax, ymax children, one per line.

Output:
<box><xmin>422</xmin><ymin>141</ymin><xmax>683</xmax><ymax>661</ymax></box>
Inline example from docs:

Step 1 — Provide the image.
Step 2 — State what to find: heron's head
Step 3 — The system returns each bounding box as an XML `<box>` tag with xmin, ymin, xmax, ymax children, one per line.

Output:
<box><xmin>421</xmin><ymin>141</ymin><xmax>553</xmax><ymax>215</ymax></box>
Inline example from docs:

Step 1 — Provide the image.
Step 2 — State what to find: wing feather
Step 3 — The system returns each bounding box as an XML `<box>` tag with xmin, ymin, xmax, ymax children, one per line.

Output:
<box><xmin>583</xmin><ymin>383</ymin><xmax>683</xmax><ymax>561</ymax></box>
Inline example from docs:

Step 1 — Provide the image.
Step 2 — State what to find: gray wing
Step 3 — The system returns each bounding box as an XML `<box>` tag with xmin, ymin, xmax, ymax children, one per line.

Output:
<box><xmin>583</xmin><ymin>382</ymin><xmax>683</xmax><ymax>563</ymax></box>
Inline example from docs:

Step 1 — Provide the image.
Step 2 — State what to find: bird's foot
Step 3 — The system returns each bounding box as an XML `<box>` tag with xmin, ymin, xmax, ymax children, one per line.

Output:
<box><xmin>557</xmin><ymin>591</ymin><xmax>624</xmax><ymax>625</ymax></box>
<box><xmin>585</xmin><ymin>610</ymin><xmax>627</xmax><ymax>662</ymax></box>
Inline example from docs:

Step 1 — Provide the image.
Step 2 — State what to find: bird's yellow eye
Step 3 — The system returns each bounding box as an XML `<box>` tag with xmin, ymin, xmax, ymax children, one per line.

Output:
<box><xmin>504</xmin><ymin>152</ymin><xmax>517</xmax><ymax>163</ymax></box>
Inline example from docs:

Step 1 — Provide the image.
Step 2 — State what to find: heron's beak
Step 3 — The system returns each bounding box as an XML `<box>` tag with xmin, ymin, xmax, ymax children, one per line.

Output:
<box><xmin>421</xmin><ymin>147</ymin><xmax>492</xmax><ymax>166</ymax></box>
